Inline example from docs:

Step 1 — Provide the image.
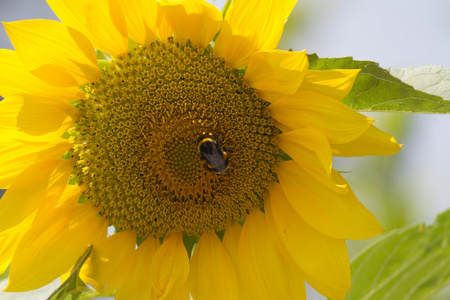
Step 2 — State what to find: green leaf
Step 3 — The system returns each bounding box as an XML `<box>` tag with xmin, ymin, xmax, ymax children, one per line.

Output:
<box><xmin>345</xmin><ymin>210</ymin><xmax>450</xmax><ymax>300</ymax></box>
<box><xmin>389</xmin><ymin>66</ymin><xmax>450</xmax><ymax>100</ymax></box>
<box><xmin>47</xmin><ymin>245</ymin><xmax>97</xmax><ymax>300</ymax></box>
<box><xmin>307</xmin><ymin>54</ymin><xmax>450</xmax><ymax>113</ymax></box>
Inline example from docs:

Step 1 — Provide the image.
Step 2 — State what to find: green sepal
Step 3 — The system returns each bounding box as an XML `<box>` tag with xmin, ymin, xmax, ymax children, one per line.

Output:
<box><xmin>97</xmin><ymin>59</ymin><xmax>111</xmax><ymax>78</ymax></box>
<box><xmin>77</xmin><ymin>194</ymin><xmax>89</xmax><ymax>204</ymax></box>
<box><xmin>97</xmin><ymin>59</ymin><xmax>110</xmax><ymax>70</ymax></box>
<box><xmin>0</xmin><ymin>265</ymin><xmax>9</xmax><ymax>282</ymax></box>
<box><xmin>136</xmin><ymin>236</ymin><xmax>147</xmax><ymax>247</ymax></box>
<box><xmin>96</xmin><ymin>48</ymin><xmax>113</xmax><ymax>78</ymax></box>
<box><xmin>46</xmin><ymin>245</ymin><xmax>96</xmax><ymax>300</ymax></box>
<box><xmin>341</xmin><ymin>210</ymin><xmax>450</xmax><ymax>300</ymax></box>
<box><xmin>275</xmin><ymin>152</ymin><xmax>292</xmax><ymax>161</ymax></box>
<box><xmin>96</xmin><ymin>50</ymin><xmax>111</xmax><ymax>61</ymax></box>
<box><xmin>238</xmin><ymin>67</ymin><xmax>247</xmax><ymax>76</ymax></box>
<box><xmin>221</xmin><ymin>0</ymin><xmax>233</xmax><ymax>18</ymax></box>
<box><xmin>216</xmin><ymin>229</ymin><xmax>226</xmax><ymax>241</ymax></box>
<box><xmin>212</xmin><ymin>0</ymin><xmax>233</xmax><ymax>43</ymax></box>
<box><xmin>308</xmin><ymin>54</ymin><xmax>450</xmax><ymax>113</ymax></box>
<box><xmin>68</xmin><ymin>175</ymin><xmax>81</xmax><ymax>186</ymax></box>
<box><xmin>60</xmin><ymin>131</ymin><xmax>71</xmax><ymax>140</ymax></box>
<box><xmin>128</xmin><ymin>37</ymin><xmax>140</xmax><ymax>54</ymax></box>
<box><xmin>183</xmin><ymin>234</ymin><xmax>200</xmax><ymax>259</ymax></box>
<box><xmin>61</xmin><ymin>150</ymin><xmax>72</xmax><ymax>160</ymax></box>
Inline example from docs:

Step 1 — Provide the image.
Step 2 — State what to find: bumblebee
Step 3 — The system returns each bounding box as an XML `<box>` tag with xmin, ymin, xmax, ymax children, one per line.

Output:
<box><xmin>198</xmin><ymin>134</ymin><xmax>232</xmax><ymax>174</ymax></box>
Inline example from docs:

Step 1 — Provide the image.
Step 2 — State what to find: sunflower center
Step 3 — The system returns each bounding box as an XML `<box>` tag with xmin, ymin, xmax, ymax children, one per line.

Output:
<box><xmin>69</xmin><ymin>38</ymin><xmax>280</xmax><ymax>238</ymax></box>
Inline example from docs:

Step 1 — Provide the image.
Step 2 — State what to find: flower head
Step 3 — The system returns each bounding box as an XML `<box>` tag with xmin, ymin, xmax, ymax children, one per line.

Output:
<box><xmin>0</xmin><ymin>0</ymin><xmax>401</xmax><ymax>299</ymax></box>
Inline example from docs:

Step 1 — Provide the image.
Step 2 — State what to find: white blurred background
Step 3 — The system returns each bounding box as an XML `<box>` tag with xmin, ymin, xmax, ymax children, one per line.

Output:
<box><xmin>0</xmin><ymin>0</ymin><xmax>449</xmax><ymax>299</ymax></box>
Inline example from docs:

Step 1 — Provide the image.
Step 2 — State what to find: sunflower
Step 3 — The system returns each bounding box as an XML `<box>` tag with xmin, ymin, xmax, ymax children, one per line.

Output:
<box><xmin>0</xmin><ymin>0</ymin><xmax>401</xmax><ymax>299</ymax></box>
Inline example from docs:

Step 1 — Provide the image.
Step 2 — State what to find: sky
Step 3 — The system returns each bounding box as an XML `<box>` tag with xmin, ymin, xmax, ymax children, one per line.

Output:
<box><xmin>0</xmin><ymin>0</ymin><xmax>449</xmax><ymax>299</ymax></box>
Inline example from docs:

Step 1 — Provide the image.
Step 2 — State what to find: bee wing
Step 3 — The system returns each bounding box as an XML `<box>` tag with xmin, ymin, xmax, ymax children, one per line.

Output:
<box><xmin>204</xmin><ymin>149</ymin><xmax>227</xmax><ymax>169</ymax></box>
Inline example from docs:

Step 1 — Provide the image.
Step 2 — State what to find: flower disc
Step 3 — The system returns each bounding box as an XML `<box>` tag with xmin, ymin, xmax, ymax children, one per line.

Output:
<box><xmin>70</xmin><ymin>39</ymin><xmax>281</xmax><ymax>238</ymax></box>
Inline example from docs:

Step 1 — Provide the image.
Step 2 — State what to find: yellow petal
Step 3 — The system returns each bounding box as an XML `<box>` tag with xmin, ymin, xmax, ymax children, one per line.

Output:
<box><xmin>0</xmin><ymin>49</ymin><xmax>83</xmax><ymax>100</ymax></box>
<box><xmin>300</xmin><ymin>69</ymin><xmax>360</xmax><ymax>102</ymax></box>
<box><xmin>277</xmin><ymin>161</ymin><xmax>385</xmax><ymax>240</ymax></box>
<box><xmin>60</xmin><ymin>267</ymin><xmax>72</xmax><ymax>284</ymax></box>
<box><xmin>5</xmin><ymin>203</ymin><xmax>107</xmax><ymax>292</ymax></box>
<box><xmin>0</xmin><ymin>234</ymin><xmax>19</xmax><ymax>275</ymax></box>
<box><xmin>214</xmin><ymin>0</ymin><xmax>292</xmax><ymax>68</ymax></box>
<box><xmin>116</xmin><ymin>237</ymin><xmax>161</xmax><ymax>300</ymax></box>
<box><xmin>285</xmin><ymin>0</ymin><xmax>299</xmax><ymax>19</ymax></box>
<box><xmin>332</xmin><ymin>124</ymin><xmax>402</xmax><ymax>157</ymax></box>
<box><xmin>244</xmin><ymin>50</ymin><xmax>309</xmax><ymax>102</ymax></box>
<box><xmin>276</xmin><ymin>127</ymin><xmax>332</xmax><ymax>176</ymax></box>
<box><xmin>156</xmin><ymin>4</ymin><xmax>174</xmax><ymax>41</ymax></box>
<box><xmin>268</xmin><ymin>89</ymin><xmax>374</xmax><ymax>144</ymax></box>
<box><xmin>239</xmin><ymin>209</ymin><xmax>306</xmax><ymax>300</ymax></box>
<box><xmin>168</xmin><ymin>279</ymin><xmax>190</xmax><ymax>300</ymax></box>
<box><xmin>80</xmin><ymin>230</ymin><xmax>136</xmax><ymax>293</ymax></box>
<box><xmin>116</xmin><ymin>0</ymin><xmax>158</xmax><ymax>46</ymax></box>
<box><xmin>0</xmin><ymin>139</ymin><xmax>71</xmax><ymax>189</ymax></box>
<box><xmin>222</xmin><ymin>225</ymin><xmax>242</xmax><ymax>267</ymax></box>
<box><xmin>190</xmin><ymin>232</ymin><xmax>238</xmax><ymax>300</ymax></box>
<box><xmin>222</xmin><ymin>224</ymin><xmax>250</xmax><ymax>300</ymax></box>
<box><xmin>57</xmin><ymin>184</ymin><xmax>84</xmax><ymax>206</ymax></box>
<box><xmin>0</xmin><ymin>94</ymin><xmax>79</xmax><ymax>142</ymax></box>
<box><xmin>160</xmin><ymin>0</ymin><xmax>222</xmax><ymax>49</ymax></box>
<box><xmin>0</xmin><ymin>159</ymin><xmax>73</xmax><ymax>232</ymax></box>
<box><xmin>273</xmin><ymin>119</ymin><xmax>292</xmax><ymax>133</ymax></box>
<box><xmin>266</xmin><ymin>183</ymin><xmax>351</xmax><ymax>300</ymax></box>
<box><xmin>150</xmin><ymin>232</ymin><xmax>190</xmax><ymax>300</ymax></box>
<box><xmin>0</xmin><ymin>213</ymin><xmax>35</xmax><ymax>274</ymax></box>
<box><xmin>3</xmin><ymin>19</ymin><xmax>100</xmax><ymax>86</ymax></box>
<box><xmin>47</xmin><ymin>0</ymin><xmax>128</xmax><ymax>57</ymax></box>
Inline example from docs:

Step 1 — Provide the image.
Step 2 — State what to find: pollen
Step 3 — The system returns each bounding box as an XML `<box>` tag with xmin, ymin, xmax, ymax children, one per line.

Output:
<box><xmin>69</xmin><ymin>38</ymin><xmax>281</xmax><ymax>238</ymax></box>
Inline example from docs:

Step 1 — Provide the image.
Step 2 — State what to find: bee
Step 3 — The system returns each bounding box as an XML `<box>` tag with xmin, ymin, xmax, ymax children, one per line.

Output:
<box><xmin>198</xmin><ymin>133</ymin><xmax>232</xmax><ymax>174</ymax></box>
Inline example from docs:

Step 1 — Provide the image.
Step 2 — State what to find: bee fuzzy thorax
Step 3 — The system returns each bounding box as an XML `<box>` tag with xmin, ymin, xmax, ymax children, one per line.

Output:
<box><xmin>198</xmin><ymin>136</ymin><xmax>230</xmax><ymax>174</ymax></box>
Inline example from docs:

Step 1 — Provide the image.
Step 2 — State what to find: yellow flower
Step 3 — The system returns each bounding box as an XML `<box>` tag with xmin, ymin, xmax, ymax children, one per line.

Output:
<box><xmin>0</xmin><ymin>0</ymin><xmax>401</xmax><ymax>299</ymax></box>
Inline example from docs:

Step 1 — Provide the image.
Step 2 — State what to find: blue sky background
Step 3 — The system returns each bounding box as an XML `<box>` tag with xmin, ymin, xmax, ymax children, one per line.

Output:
<box><xmin>0</xmin><ymin>0</ymin><xmax>449</xmax><ymax>299</ymax></box>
